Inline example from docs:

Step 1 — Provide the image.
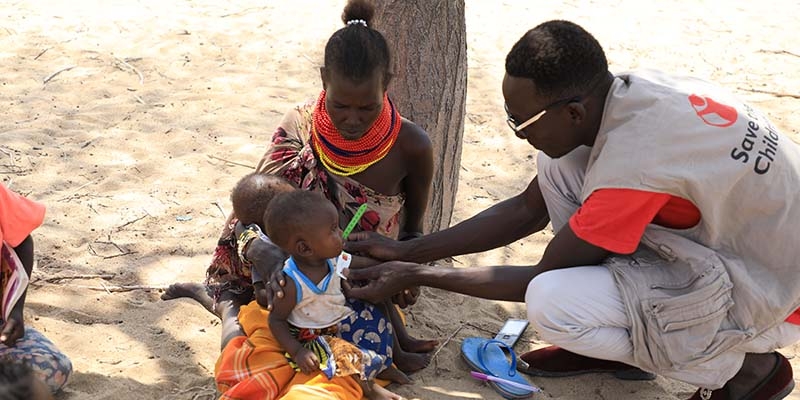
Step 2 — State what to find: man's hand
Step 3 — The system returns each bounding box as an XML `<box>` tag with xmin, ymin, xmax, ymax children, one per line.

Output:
<box><xmin>0</xmin><ymin>313</ymin><xmax>24</xmax><ymax>346</ymax></box>
<box><xmin>293</xmin><ymin>347</ymin><xmax>320</xmax><ymax>374</ymax></box>
<box><xmin>342</xmin><ymin>261</ymin><xmax>420</xmax><ymax>304</ymax></box>
<box><xmin>392</xmin><ymin>286</ymin><xmax>420</xmax><ymax>308</ymax></box>
<box><xmin>345</xmin><ymin>231</ymin><xmax>407</xmax><ymax>261</ymax></box>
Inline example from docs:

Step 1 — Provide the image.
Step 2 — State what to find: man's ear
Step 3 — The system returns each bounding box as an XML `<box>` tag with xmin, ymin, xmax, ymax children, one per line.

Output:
<box><xmin>567</xmin><ymin>102</ymin><xmax>586</xmax><ymax>125</ymax></box>
<box><xmin>295</xmin><ymin>239</ymin><xmax>313</xmax><ymax>257</ymax></box>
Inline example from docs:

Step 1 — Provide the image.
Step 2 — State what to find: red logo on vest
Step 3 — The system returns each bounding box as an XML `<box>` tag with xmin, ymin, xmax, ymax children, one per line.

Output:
<box><xmin>688</xmin><ymin>94</ymin><xmax>738</xmax><ymax>127</ymax></box>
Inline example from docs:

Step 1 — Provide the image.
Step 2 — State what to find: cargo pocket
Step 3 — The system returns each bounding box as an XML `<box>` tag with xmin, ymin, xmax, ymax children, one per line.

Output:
<box><xmin>642</xmin><ymin>259</ymin><xmax>738</xmax><ymax>368</ymax></box>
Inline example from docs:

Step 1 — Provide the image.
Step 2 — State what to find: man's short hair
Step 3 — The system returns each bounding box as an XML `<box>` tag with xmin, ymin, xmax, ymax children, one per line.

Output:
<box><xmin>505</xmin><ymin>20</ymin><xmax>608</xmax><ymax>102</ymax></box>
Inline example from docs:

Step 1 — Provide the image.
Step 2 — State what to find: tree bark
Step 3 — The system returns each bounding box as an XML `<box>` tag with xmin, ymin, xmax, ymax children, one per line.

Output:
<box><xmin>374</xmin><ymin>0</ymin><xmax>467</xmax><ymax>233</ymax></box>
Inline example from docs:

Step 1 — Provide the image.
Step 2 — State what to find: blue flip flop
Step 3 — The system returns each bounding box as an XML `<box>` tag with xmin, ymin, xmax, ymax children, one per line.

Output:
<box><xmin>461</xmin><ymin>337</ymin><xmax>536</xmax><ymax>399</ymax></box>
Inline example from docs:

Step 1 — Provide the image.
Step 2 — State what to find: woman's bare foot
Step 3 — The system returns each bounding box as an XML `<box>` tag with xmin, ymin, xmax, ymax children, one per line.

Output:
<box><xmin>398</xmin><ymin>334</ymin><xmax>438</xmax><ymax>354</ymax></box>
<box><xmin>393</xmin><ymin>348</ymin><xmax>431</xmax><ymax>374</ymax></box>
<box><xmin>161</xmin><ymin>282</ymin><xmax>215</xmax><ymax>315</ymax></box>
<box><xmin>376</xmin><ymin>365</ymin><xmax>411</xmax><ymax>384</ymax></box>
<box><xmin>386</xmin><ymin>302</ymin><xmax>438</xmax><ymax>354</ymax></box>
<box><xmin>365</xmin><ymin>381</ymin><xmax>404</xmax><ymax>400</ymax></box>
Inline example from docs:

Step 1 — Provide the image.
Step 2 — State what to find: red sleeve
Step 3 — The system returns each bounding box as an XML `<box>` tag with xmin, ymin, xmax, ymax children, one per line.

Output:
<box><xmin>568</xmin><ymin>189</ymin><xmax>671</xmax><ymax>254</ymax></box>
<box><xmin>0</xmin><ymin>184</ymin><xmax>46</xmax><ymax>247</ymax></box>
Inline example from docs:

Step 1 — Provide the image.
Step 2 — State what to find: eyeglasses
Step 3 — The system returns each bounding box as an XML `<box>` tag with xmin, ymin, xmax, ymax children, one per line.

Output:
<box><xmin>505</xmin><ymin>96</ymin><xmax>578</xmax><ymax>139</ymax></box>
<box><xmin>505</xmin><ymin>73</ymin><xmax>611</xmax><ymax>139</ymax></box>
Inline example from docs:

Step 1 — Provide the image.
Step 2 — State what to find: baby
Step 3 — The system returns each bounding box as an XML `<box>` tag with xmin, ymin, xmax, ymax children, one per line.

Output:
<box><xmin>228</xmin><ymin>172</ymin><xmax>295</xmax><ymax>305</ymax></box>
<box><xmin>265</xmin><ymin>190</ymin><xmax>404</xmax><ymax>400</ymax></box>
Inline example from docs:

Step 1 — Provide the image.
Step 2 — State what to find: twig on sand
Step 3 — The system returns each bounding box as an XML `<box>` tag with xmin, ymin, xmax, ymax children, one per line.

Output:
<box><xmin>73</xmin><ymin>284</ymin><xmax>166</xmax><ymax>293</ymax></box>
<box><xmin>102</xmin><ymin>250</ymin><xmax>137</xmax><ymax>260</ymax></box>
<box><xmin>432</xmin><ymin>321</ymin><xmax>467</xmax><ymax>365</ymax></box>
<box><xmin>757</xmin><ymin>49</ymin><xmax>800</xmax><ymax>59</ymax></box>
<box><xmin>117</xmin><ymin>214</ymin><xmax>148</xmax><ymax>229</ymax></box>
<box><xmin>38</xmin><ymin>273</ymin><xmax>116</xmax><ymax>283</ymax></box>
<box><xmin>99</xmin><ymin>281</ymin><xmax>113</xmax><ymax>295</ymax></box>
<box><xmin>206</xmin><ymin>154</ymin><xmax>255</xmax><ymax>169</ymax></box>
<box><xmin>737</xmin><ymin>87</ymin><xmax>800</xmax><ymax>99</ymax></box>
<box><xmin>89</xmin><ymin>240</ymin><xmax>136</xmax><ymax>259</ymax></box>
<box><xmin>34</xmin><ymin>47</ymin><xmax>51</xmax><ymax>60</ymax></box>
<box><xmin>220</xmin><ymin>6</ymin><xmax>267</xmax><ymax>18</ymax></box>
<box><xmin>56</xmin><ymin>179</ymin><xmax>97</xmax><ymax>201</ymax></box>
<box><xmin>42</xmin><ymin>65</ymin><xmax>76</xmax><ymax>84</ymax></box>
<box><xmin>211</xmin><ymin>200</ymin><xmax>227</xmax><ymax>219</ymax></box>
<box><xmin>114</xmin><ymin>56</ymin><xmax>144</xmax><ymax>85</ymax></box>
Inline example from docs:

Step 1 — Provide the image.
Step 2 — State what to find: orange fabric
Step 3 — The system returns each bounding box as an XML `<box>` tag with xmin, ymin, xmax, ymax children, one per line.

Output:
<box><xmin>215</xmin><ymin>301</ymin><xmax>363</xmax><ymax>400</ymax></box>
<box><xmin>0</xmin><ymin>184</ymin><xmax>45</xmax><ymax>247</ymax></box>
<box><xmin>569</xmin><ymin>189</ymin><xmax>700</xmax><ymax>254</ymax></box>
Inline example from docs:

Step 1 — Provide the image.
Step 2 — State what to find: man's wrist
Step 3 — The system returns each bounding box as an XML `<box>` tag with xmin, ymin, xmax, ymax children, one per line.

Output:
<box><xmin>406</xmin><ymin>262</ymin><xmax>432</xmax><ymax>287</ymax></box>
<box><xmin>400</xmin><ymin>236</ymin><xmax>435</xmax><ymax>263</ymax></box>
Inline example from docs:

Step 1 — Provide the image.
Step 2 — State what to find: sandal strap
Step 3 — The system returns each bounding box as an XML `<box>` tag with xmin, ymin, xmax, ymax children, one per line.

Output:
<box><xmin>477</xmin><ymin>339</ymin><xmax>518</xmax><ymax>377</ymax></box>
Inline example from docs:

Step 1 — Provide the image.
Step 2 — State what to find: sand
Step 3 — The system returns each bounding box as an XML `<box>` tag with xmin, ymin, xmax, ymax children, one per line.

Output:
<box><xmin>1</xmin><ymin>0</ymin><xmax>799</xmax><ymax>399</ymax></box>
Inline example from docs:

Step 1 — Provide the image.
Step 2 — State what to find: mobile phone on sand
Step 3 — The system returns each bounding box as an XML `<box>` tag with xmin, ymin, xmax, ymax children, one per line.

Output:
<box><xmin>494</xmin><ymin>318</ymin><xmax>529</xmax><ymax>347</ymax></box>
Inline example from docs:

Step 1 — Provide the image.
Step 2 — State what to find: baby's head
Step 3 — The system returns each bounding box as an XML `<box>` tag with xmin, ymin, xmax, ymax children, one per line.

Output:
<box><xmin>231</xmin><ymin>173</ymin><xmax>295</xmax><ymax>228</ymax></box>
<box><xmin>0</xmin><ymin>358</ymin><xmax>54</xmax><ymax>400</ymax></box>
<box><xmin>265</xmin><ymin>190</ymin><xmax>343</xmax><ymax>260</ymax></box>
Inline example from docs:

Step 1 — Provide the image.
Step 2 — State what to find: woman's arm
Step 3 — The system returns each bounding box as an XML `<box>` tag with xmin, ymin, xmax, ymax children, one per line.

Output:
<box><xmin>399</xmin><ymin>122</ymin><xmax>434</xmax><ymax>238</ymax></box>
<box><xmin>235</xmin><ymin>222</ymin><xmax>289</xmax><ymax>309</ymax></box>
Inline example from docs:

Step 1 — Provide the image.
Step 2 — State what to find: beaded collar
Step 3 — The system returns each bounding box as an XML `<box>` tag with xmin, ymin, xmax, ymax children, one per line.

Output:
<box><xmin>311</xmin><ymin>90</ymin><xmax>401</xmax><ymax>176</ymax></box>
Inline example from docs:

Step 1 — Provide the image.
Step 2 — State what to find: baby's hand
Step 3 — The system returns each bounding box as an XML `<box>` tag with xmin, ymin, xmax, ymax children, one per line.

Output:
<box><xmin>294</xmin><ymin>348</ymin><xmax>320</xmax><ymax>374</ymax></box>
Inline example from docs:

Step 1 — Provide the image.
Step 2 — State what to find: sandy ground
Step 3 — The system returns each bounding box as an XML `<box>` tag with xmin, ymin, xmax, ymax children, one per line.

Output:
<box><xmin>2</xmin><ymin>1</ymin><xmax>800</xmax><ymax>399</ymax></box>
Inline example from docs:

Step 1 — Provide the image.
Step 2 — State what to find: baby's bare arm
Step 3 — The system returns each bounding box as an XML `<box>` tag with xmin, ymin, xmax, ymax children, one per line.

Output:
<box><xmin>267</xmin><ymin>280</ymin><xmax>303</xmax><ymax>356</ymax></box>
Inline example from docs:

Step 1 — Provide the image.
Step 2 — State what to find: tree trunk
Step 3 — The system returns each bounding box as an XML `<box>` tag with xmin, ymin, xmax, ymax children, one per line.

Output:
<box><xmin>374</xmin><ymin>0</ymin><xmax>467</xmax><ymax>233</ymax></box>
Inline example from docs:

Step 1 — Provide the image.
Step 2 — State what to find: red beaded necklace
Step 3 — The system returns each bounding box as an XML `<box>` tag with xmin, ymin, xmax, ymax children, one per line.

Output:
<box><xmin>311</xmin><ymin>90</ymin><xmax>401</xmax><ymax>176</ymax></box>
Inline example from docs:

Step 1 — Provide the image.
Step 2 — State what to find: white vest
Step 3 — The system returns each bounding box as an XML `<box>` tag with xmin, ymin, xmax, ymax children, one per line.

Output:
<box><xmin>584</xmin><ymin>70</ymin><xmax>800</xmax><ymax>370</ymax></box>
<box><xmin>283</xmin><ymin>255</ymin><xmax>354</xmax><ymax>329</ymax></box>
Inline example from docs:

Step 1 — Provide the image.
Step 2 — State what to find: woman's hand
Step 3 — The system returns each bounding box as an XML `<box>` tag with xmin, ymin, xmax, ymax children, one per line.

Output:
<box><xmin>262</xmin><ymin>268</ymin><xmax>288</xmax><ymax>311</ymax></box>
<box><xmin>345</xmin><ymin>231</ymin><xmax>408</xmax><ymax>261</ymax></box>
<box><xmin>0</xmin><ymin>311</ymin><xmax>25</xmax><ymax>346</ymax></box>
<box><xmin>245</xmin><ymin>235</ymin><xmax>289</xmax><ymax>311</ymax></box>
<box><xmin>343</xmin><ymin>261</ymin><xmax>420</xmax><ymax>304</ymax></box>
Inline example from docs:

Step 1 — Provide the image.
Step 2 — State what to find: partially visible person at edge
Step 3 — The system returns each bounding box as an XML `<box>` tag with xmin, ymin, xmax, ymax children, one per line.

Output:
<box><xmin>341</xmin><ymin>20</ymin><xmax>800</xmax><ymax>400</ymax></box>
<box><xmin>0</xmin><ymin>183</ymin><xmax>72</xmax><ymax>395</ymax></box>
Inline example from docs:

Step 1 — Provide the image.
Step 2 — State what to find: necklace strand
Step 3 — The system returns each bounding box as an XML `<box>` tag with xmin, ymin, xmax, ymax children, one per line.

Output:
<box><xmin>311</xmin><ymin>90</ymin><xmax>401</xmax><ymax>176</ymax></box>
